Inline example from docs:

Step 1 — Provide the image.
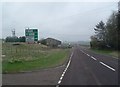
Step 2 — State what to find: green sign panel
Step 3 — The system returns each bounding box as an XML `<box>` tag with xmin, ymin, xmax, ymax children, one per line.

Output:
<box><xmin>25</xmin><ymin>29</ymin><xmax>38</xmax><ymax>42</ymax></box>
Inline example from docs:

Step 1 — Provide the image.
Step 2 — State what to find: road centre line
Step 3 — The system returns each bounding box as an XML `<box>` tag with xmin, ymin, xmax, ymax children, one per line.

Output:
<box><xmin>91</xmin><ymin>56</ymin><xmax>97</xmax><ymax>60</ymax></box>
<box><xmin>56</xmin><ymin>52</ymin><xmax>74</xmax><ymax>86</ymax></box>
<box><xmin>80</xmin><ymin>50</ymin><xmax>97</xmax><ymax>61</ymax></box>
<box><xmin>80</xmin><ymin>49</ymin><xmax>116</xmax><ymax>72</ymax></box>
<box><xmin>86</xmin><ymin>54</ymin><xmax>90</xmax><ymax>57</ymax></box>
<box><xmin>99</xmin><ymin>62</ymin><xmax>115</xmax><ymax>71</ymax></box>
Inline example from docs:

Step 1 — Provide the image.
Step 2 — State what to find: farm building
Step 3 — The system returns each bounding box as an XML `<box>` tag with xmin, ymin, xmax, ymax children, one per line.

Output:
<box><xmin>45</xmin><ymin>38</ymin><xmax>61</xmax><ymax>47</ymax></box>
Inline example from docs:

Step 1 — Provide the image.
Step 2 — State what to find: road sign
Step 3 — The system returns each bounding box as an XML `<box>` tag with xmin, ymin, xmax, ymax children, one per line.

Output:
<box><xmin>25</xmin><ymin>28</ymin><xmax>38</xmax><ymax>43</ymax></box>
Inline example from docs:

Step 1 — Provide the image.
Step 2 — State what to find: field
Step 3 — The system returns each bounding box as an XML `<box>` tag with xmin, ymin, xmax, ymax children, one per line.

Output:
<box><xmin>90</xmin><ymin>49</ymin><xmax>119</xmax><ymax>59</ymax></box>
<box><xmin>2</xmin><ymin>43</ymin><xmax>70</xmax><ymax>73</ymax></box>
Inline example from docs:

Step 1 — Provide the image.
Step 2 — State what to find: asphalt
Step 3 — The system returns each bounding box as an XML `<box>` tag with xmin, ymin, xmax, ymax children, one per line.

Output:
<box><xmin>60</xmin><ymin>45</ymin><xmax>118</xmax><ymax>85</ymax></box>
<box><xmin>2</xmin><ymin>65</ymin><xmax>65</xmax><ymax>85</ymax></box>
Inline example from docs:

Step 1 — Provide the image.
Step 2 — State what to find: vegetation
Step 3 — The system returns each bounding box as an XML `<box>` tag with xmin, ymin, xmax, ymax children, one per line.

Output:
<box><xmin>5</xmin><ymin>36</ymin><xmax>25</xmax><ymax>42</ymax></box>
<box><xmin>90</xmin><ymin>11</ymin><xmax>119</xmax><ymax>50</ymax></box>
<box><xmin>90</xmin><ymin>49</ymin><xmax>119</xmax><ymax>59</ymax></box>
<box><xmin>2</xmin><ymin>43</ymin><xmax>70</xmax><ymax>73</ymax></box>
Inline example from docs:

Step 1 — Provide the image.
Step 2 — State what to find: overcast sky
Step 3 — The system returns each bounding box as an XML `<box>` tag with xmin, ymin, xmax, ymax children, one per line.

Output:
<box><xmin>1</xmin><ymin>1</ymin><xmax>118</xmax><ymax>42</ymax></box>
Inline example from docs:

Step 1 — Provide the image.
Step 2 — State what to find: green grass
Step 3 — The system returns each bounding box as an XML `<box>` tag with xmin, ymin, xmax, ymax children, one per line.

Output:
<box><xmin>90</xmin><ymin>48</ymin><xmax>119</xmax><ymax>59</ymax></box>
<box><xmin>2</xmin><ymin>43</ymin><xmax>70</xmax><ymax>73</ymax></box>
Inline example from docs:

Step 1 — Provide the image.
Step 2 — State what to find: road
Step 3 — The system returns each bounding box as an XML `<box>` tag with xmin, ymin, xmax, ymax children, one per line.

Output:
<box><xmin>58</xmin><ymin>45</ymin><xmax>119</xmax><ymax>85</ymax></box>
<box><xmin>3</xmin><ymin>45</ymin><xmax>119</xmax><ymax>86</ymax></box>
<box><xmin>2</xmin><ymin>65</ymin><xmax>65</xmax><ymax>85</ymax></box>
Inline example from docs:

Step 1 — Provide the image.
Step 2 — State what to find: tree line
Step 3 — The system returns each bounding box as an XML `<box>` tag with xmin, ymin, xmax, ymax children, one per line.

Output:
<box><xmin>5</xmin><ymin>36</ymin><xmax>26</xmax><ymax>42</ymax></box>
<box><xmin>90</xmin><ymin>11</ymin><xmax>120</xmax><ymax>50</ymax></box>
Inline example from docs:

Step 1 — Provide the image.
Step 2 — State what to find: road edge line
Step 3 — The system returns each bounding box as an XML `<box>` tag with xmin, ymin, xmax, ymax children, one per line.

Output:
<box><xmin>56</xmin><ymin>51</ymin><xmax>74</xmax><ymax>87</ymax></box>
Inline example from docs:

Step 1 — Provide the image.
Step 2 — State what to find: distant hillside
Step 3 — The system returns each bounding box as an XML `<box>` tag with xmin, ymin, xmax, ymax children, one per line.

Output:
<box><xmin>77</xmin><ymin>41</ymin><xmax>90</xmax><ymax>46</ymax></box>
<box><xmin>62</xmin><ymin>41</ymin><xmax>90</xmax><ymax>46</ymax></box>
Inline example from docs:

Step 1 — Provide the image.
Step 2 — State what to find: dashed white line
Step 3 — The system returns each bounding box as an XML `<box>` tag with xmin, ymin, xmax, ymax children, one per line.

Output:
<box><xmin>58</xmin><ymin>80</ymin><xmax>61</xmax><ymax>84</ymax></box>
<box><xmin>56</xmin><ymin>52</ymin><xmax>74</xmax><ymax>86</ymax></box>
<box><xmin>61</xmin><ymin>74</ymin><xmax>64</xmax><ymax>77</ymax></box>
<box><xmin>80</xmin><ymin>50</ymin><xmax>85</xmax><ymax>54</ymax></box>
<box><xmin>86</xmin><ymin>54</ymin><xmax>90</xmax><ymax>57</ymax></box>
<box><xmin>91</xmin><ymin>56</ymin><xmax>97</xmax><ymax>60</ymax></box>
<box><xmin>99</xmin><ymin>62</ymin><xmax>115</xmax><ymax>71</ymax></box>
<box><xmin>80</xmin><ymin>49</ymin><xmax>116</xmax><ymax>71</ymax></box>
<box><xmin>80</xmin><ymin>50</ymin><xmax>97</xmax><ymax>61</ymax></box>
<box><xmin>60</xmin><ymin>77</ymin><xmax>63</xmax><ymax>80</ymax></box>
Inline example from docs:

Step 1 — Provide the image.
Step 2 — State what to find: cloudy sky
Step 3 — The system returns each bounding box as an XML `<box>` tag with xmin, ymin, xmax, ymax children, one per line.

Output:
<box><xmin>1</xmin><ymin>1</ymin><xmax>118</xmax><ymax>42</ymax></box>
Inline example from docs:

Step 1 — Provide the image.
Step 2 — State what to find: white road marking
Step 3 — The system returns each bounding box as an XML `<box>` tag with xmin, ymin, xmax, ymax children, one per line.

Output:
<box><xmin>80</xmin><ymin>50</ymin><xmax>85</xmax><ymax>54</ymax></box>
<box><xmin>91</xmin><ymin>56</ymin><xmax>97</xmax><ymax>60</ymax></box>
<box><xmin>80</xmin><ymin>49</ymin><xmax>116</xmax><ymax>72</ymax></box>
<box><xmin>58</xmin><ymin>80</ymin><xmax>61</xmax><ymax>84</ymax></box>
<box><xmin>99</xmin><ymin>62</ymin><xmax>115</xmax><ymax>71</ymax></box>
<box><xmin>56</xmin><ymin>52</ymin><xmax>74</xmax><ymax>86</ymax></box>
<box><xmin>60</xmin><ymin>77</ymin><xmax>63</xmax><ymax>80</ymax></box>
<box><xmin>80</xmin><ymin>50</ymin><xmax>97</xmax><ymax>61</ymax></box>
<box><xmin>61</xmin><ymin>74</ymin><xmax>64</xmax><ymax>77</ymax></box>
<box><xmin>86</xmin><ymin>54</ymin><xmax>90</xmax><ymax>57</ymax></box>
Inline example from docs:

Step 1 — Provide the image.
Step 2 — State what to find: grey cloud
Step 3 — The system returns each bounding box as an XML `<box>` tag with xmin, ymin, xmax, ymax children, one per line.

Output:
<box><xmin>2</xmin><ymin>2</ymin><xmax>117</xmax><ymax>41</ymax></box>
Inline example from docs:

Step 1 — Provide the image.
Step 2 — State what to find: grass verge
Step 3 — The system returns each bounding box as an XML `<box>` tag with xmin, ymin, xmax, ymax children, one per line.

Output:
<box><xmin>2</xmin><ymin>43</ymin><xmax>70</xmax><ymax>73</ymax></box>
<box><xmin>90</xmin><ymin>48</ymin><xmax>119</xmax><ymax>59</ymax></box>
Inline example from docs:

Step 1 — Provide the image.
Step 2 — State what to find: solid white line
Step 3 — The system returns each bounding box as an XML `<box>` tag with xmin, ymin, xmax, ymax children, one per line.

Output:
<box><xmin>57</xmin><ymin>51</ymin><xmax>74</xmax><ymax>85</ymax></box>
<box><xmin>99</xmin><ymin>62</ymin><xmax>115</xmax><ymax>71</ymax></box>
<box><xmin>91</xmin><ymin>56</ymin><xmax>97</xmax><ymax>60</ymax></box>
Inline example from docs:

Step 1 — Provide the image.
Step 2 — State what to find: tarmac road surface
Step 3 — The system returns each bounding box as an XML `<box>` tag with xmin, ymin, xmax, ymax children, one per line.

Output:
<box><xmin>58</xmin><ymin>45</ymin><xmax>118</xmax><ymax>85</ymax></box>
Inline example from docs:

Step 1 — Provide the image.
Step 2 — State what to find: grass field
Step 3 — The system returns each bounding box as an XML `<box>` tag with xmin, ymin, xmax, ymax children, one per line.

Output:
<box><xmin>90</xmin><ymin>49</ymin><xmax>119</xmax><ymax>59</ymax></box>
<box><xmin>2</xmin><ymin>43</ymin><xmax>70</xmax><ymax>73</ymax></box>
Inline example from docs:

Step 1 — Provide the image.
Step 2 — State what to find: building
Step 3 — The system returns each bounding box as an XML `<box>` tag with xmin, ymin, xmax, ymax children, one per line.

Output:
<box><xmin>45</xmin><ymin>38</ymin><xmax>61</xmax><ymax>47</ymax></box>
<box><xmin>25</xmin><ymin>28</ymin><xmax>38</xmax><ymax>43</ymax></box>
